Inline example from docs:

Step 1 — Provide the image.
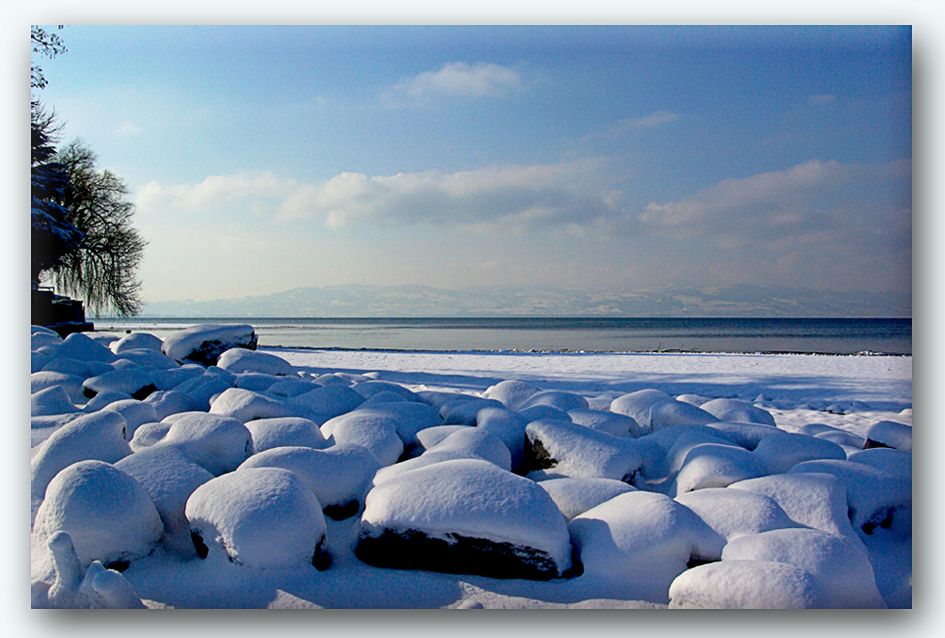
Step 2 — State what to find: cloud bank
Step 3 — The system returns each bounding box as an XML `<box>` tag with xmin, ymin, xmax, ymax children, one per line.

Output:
<box><xmin>385</xmin><ymin>61</ymin><xmax>526</xmax><ymax>103</ymax></box>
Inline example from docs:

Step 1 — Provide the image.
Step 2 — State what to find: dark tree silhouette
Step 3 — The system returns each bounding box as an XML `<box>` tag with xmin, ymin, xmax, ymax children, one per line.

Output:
<box><xmin>31</xmin><ymin>25</ymin><xmax>67</xmax><ymax>92</ymax></box>
<box><xmin>49</xmin><ymin>140</ymin><xmax>147</xmax><ymax>316</ymax></box>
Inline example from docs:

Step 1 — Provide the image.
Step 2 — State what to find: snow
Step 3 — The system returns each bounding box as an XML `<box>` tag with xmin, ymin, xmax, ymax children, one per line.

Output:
<box><xmin>27</xmin><ymin>326</ymin><xmax>913</xmax><ymax>610</ymax></box>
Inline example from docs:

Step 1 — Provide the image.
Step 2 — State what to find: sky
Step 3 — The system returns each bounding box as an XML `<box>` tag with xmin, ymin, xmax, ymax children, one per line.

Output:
<box><xmin>30</xmin><ymin>22</ymin><xmax>913</xmax><ymax>305</ymax></box>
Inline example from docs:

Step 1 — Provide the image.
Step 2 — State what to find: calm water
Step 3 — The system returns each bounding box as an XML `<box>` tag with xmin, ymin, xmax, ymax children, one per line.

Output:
<box><xmin>91</xmin><ymin>317</ymin><xmax>912</xmax><ymax>355</ymax></box>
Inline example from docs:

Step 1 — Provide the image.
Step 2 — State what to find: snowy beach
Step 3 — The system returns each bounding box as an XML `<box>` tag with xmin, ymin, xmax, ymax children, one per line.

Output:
<box><xmin>29</xmin><ymin>324</ymin><xmax>912</xmax><ymax>610</ymax></box>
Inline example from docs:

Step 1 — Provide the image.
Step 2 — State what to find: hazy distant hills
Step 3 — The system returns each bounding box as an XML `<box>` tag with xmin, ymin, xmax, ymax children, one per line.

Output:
<box><xmin>139</xmin><ymin>284</ymin><xmax>911</xmax><ymax>318</ymax></box>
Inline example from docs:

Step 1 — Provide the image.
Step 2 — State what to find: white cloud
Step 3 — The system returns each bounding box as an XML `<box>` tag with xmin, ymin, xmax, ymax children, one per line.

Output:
<box><xmin>387</xmin><ymin>62</ymin><xmax>525</xmax><ymax>102</ymax></box>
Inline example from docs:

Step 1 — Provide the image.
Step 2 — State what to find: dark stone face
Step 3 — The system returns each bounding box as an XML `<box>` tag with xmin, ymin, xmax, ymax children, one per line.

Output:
<box><xmin>323</xmin><ymin>499</ymin><xmax>360</xmax><ymax>521</ymax></box>
<box><xmin>191</xmin><ymin>529</ymin><xmax>209</xmax><ymax>559</ymax></box>
<box><xmin>355</xmin><ymin>527</ymin><xmax>565</xmax><ymax>581</ymax></box>
<box><xmin>521</xmin><ymin>434</ymin><xmax>558</xmax><ymax>475</ymax></box>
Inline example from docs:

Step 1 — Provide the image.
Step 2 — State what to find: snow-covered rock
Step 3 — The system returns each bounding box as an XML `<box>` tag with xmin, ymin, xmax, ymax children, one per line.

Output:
<box><xmin>523</xmin><ymin>419</ymin><xmax>642</xmax><ymax>482</ymax></box>
<box><xmin>674</xmin><ymin>487</ymin><xmax>799</xmax><ymax>541</ymax></box>
<box><xmin>517</xmin><ymin>404</ymin><xmax>573</xmax><ymax>423</ymax></box>
<box><xmin>82</xmin><ymin>368</ymin><xmax>157</xmax><ymax>401</ymax></box>
<box><xmin>234</xmin><ymin>372</ymin><xmax>282</xmax><ymax>392</ymax></box>
<box><xmin>648</xmin><ymin>399</ymin><xmax>719</xmax><ymax>433</ymax></box>
<box><xmin>102</xmin><ymin>399</ymin><xmax>159</xmax><ymax>437</ymax></box>
<box><xmin>351</xmin><ymin>402</ymin><xmax>442</xmax><ymax>453</ymax></box>
<box><xmin>865</xmin><ymin>420</ymin><xmax>912</xmax><ymax>453</ymax></box>
<box><xmin>111</xmin><ymin>332</ymin><xmax>163</xmax><ymax>354</ymax></box>
<box><xmin>31</xmin><ymin>460</ymin><xmax>163</xmax><ymax>581</ymax></box>
<box><xmin>32</xmin><ymin>371</ymin><xmax>86</xmax><ymax>404</ymax></box>
<box><xmin>185</xmin><ymin>467</ymin><xmax>329</xmax><ymax>569</ymax></box>
<box><xmin>609</xmin><ymin>389</ymin><xmax>673</xmax><ymax>431</ymax></box>
<box><xmin>569</xmin><ymin>491</ymin><xmax>725</xmax><ymax>603</ymax></box>
<box><xmin>111</xmin><ymin>348</ymin><xmax>180</xmax><ymax>371</ymax></box>
<box><xmin>373</xmin><ymin>428</ymin><xmax>512</xmax><ymax>485</ymax></box>
<box><xmin>568</xmin><ymin>408</ymin><xmax>644</xmax><ymax>438</ymax></box>
<box><xmin>143</xmin><ymin>389</ymin><xmax>202</xmax><ymax>421</ymax></box>
<box><xmin>537</xmin><ymin>477</ymin><xmax>636</xmax><ymax>520</ymax></box>
<box><xmin>209</xmin><ymin>387</ymin><xmax>300</xmax><ymax>422</ymax></box>
<box><xmin>847</xmin><ymin>447</ymin><xmax>912</xmax><ymax>479</ymax></box>
<box><xmin>32</xmin><ymin>329</ymin><xmax>63</xmax><ymax>351</ymax></box>
<box><xmin>671</xmin><ymin>443</ymin><xmax>765</xmax><ymax>496</ymax></box>
<box><xmin>244</xmin><ymin>416</ymin><xmax>330</xmax><ymax>453</ymax></box>
<box><xmin>704</xmin><ymin>421</ymin><xmax>780</xmax><ymax>450</ymax></box>
<box><xmin>414</xmin><ymin>425</ymin><xmax>471</xmax><ymax>451</ymax></box>
<box><xmin>475</xmin><ymin>407</ymin><xmax>528</xmax><ymax>469</ymax></box>
<box><xmin>358</xmin><ymin>459</ymin><xmax>572</xmax><ymax>580</ymax></box>
<box><xmin>722</xmin><ymin>528</ymin><xmax>887</xmax><ymax>608</ymax></box>
<box><xmin>751</xmin><ymin>432</ymin><xmax>847</xmax><ymax>474</ymax></box>
<box><xmin>115</xmin><ymin>444</ymin><xmax>215</xmax><ymax>557</ymax></box>
<box><xmin>483</xmin><ymin>379</ymin><xmax>542</xmax><ymax>410</ymax></box>
<box><xmin>265</xmin><ymin>377</ymin><xmax>317</xmax><ymax>398</ymax></box>
<box><xmin>216</xmin><ymin>347</ymin><xmax>296</xmax><ymax>376</ymax></box>
<box><xmin>162</xmin><ymin>323</ymin><xmax>258</xmax><ymax>366</ymax></box>
<box><xmin>31</xmin><ymin>411</ymin><xmax>132</xmax><ymax>500</ymax></box>
<box><xmin>518</xmin><ymin>390</ymin><xmax>589</xmax><ymax>412</ymax></box>
<box><xmin>31</xmin><ymin>385</ymin><xmax>79</xmax><ymax>417</ymax></box>
<box><xmin>352</xmin><ymin>380</ymin><xmax>418</xmax><ymax>402</ymax></box>
<box><xmin>238</xmin><ymin>444</ymin><xmax>381</xmax><ymax>519</ymax></box>
<box><xmin>129</xmin><ymin>422</ymin><xmax>173</xmax><ymax>452</ymax></box>
<box><xmin>173</xmin><ymin>374</ymin><xmax>235</xmax><ymax>411</ymax></box>
<box><xmin>669</xmin><ymin>560</ymin><xmax>830</xmax><ymax>609</ymax></box>
<box><xmin>699</xmin><ymin>398</ymin><xmax>776</xmax><ymax>426</ymax></box>
<box><xmin>289</xmin><ymin>383</ymin><xmax>366</xmax><ymax>423</ymax></box>
<box><xmin>42</xmin><ymin>357</ymin><xmax>115</xmax><ymax>381</ymax></box>
<box><xmin>50</xmin><ymin>332</ymin><xmax>119</xmax><ymax>364</ymax></box>
<box><xmin>320</xmin><ymin>411</ymin><xmax>404</xmax><ymax>466</ymax></box>
<box><xmin>440</xmin><ymin>397</ymin><xmax>505</xmax><ymax>426</ymax></box>
<box><xmin>158</xmin><ymin>412</ymin><xmax>254</xmax><ymax>475</ymax></box>
<box><xmin>729</xmin><ymin>473</ymin><xmax>858</xmax><ymax>540</ymax></box>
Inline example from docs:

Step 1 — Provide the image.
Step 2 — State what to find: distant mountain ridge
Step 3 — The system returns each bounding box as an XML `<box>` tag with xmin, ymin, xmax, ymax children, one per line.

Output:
<box><xmin>137</xmin><ymin>284</ymin><xmax>911</xmax><ymax>318</ymax></box>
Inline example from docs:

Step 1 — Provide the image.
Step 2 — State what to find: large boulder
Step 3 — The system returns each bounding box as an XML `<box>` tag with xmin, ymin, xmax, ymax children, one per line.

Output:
<box><xmin>609</xmin><ymin>389</ymin><xmax>674</xmax><ymax>431</ymax></box>
<box><xmin>161</xmin><ymin>324</ymin><xmax>257</xmax><ymax>366</ymax></box>
<box><xmin>674</xmin><ymin>487</ymin><xmax>799</xmax><ymax>542</ymax></box>
<box><xmin>31</xmin><ymin>460</ymin><xmax>163</xmax><ymax>581</ymax></box>
<box><xmin>483</xmin><ymin>379</ymin><xmax>542</xmax><ymax>410</ymax></box>
<box><xmin>357</xmin><ymin>459</ymin><xmax>572</xmax><ymax>580</ymax></box>
<box><xmin>111</xmin><ymin>332</ymin><xmax>163</xmax><ymax>354</ymax></box>
<box><xmin>156</xmin><ymin>412</ymin><xmax>254</xmax><ymax>476</ymax></box>
<box><xmin>82</xmin><ymin>368</ymin><xmax>158</xmax><ymax>401</ymax></box>
<box><xmin>865</xmin><ymin>420</ymin><xmax>912</xmax><ymax>452</ymax></box>
<box><xmin>320</xmin><ymin>411</ymin><xmax>404</xmax><ymax>467</ymax></box>
<box><xmin>185</xmin><ymin>467</ymin><xmax>329</xmax><ymax>569</ymax></box>
<box><xmin>568</xmin><ymin>408</ymin><xmax>644</xmax><ymax>438</ymax></box>
<box><xmin>216</xmin><ymin>348</ymin><xmax>296</xmax><ymax>376</ymax></box>
<box><xmin>244</xmin><ymin>416</ymin><xmax>330</xmax><ymax>453</ymax></box>
<box><xmin>670</xmin><ymin>443</ymin><xmax>766</xmax><ymax>496</ymax></box>
<box><xmin>209</xmin><ymin>387</ymin><xmax>300</xmax><ymax>423</ymax></box>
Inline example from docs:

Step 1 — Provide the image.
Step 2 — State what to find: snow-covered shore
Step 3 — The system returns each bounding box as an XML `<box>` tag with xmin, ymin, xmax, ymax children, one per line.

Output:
<box><xmin>29</xmin><ymin>325</ymin><xmax>912</xmax><ymax>611</ymax></box>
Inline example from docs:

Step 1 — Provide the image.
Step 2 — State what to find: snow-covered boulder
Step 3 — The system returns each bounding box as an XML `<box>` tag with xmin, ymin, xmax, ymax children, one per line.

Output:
<box><xmin>31</xmin><ymin>385</ymin><xmax>79</xmax><ymax>417</ymax></box>
<box><xmin>352</xmin><ymin>402</ymin><xmax>443</xmax><ymax>453</ymax></box>
<box><xmin>722</xmin><ymin>528</ymin><xmax>887</xmax><ymax>608</ymax></box>
<box><xmin>671</xmin><ymin>443</ymin><xmax>765</xmax><ymax>496</ymax></box>
<box><xmin>609</xmin><ymin>389</ymin><xmax>673</xmax><ymax>431</ymax></box>
<box><xmin>111</xmin><ymin>332</ymin><xmax>163</xmax><ymax>354</ymax></box>
<box><xmin>847</xmin><ymin>448</ymin><xmax>912</xmax><ymax>479</ymax></box>
<box><xmin>674</xmin><ymin>488</ymin><xmax>799</xmax><ymax>542</ymax></box>
<box><xmin>32</xmin><ymin>329</ymin><xmax>63</xmax><ymax>351</ymax></box>
<box><xmin>414</xmin><ymin>425</ymin><xmax>471</xmax><ymax>451</ymax></box>
<box><xmin>523</xmin><ymin>419</ymin><xmax>642</xmax><ymax>483</ymax></box>
<box><xmin>699</xmin><ymin>398</ymin><xmax>776</xmax><ymax>426</ymax></box>
<box><xmin>372</xmin><ymin>428</ymin><xmax>512</xmax><ymax>485</ymax></box>
<box><xmin>357</xmin><ymin>459</ymin><xmax>572</xmax><ymax>580</ymax></box>
<box><xmin>82</xmin><ymin>390</ymin><xmax>133</xmax><ymax>412</ymax></box>
<box><xmin>648</xmin><ymin>399</ymin><xmax>719</xmax><ymax>433</ymax></box>
<box><xmin>865</xmin><ymin>420</ymin><xmax>912</xmax><ymax>453</ymax></box>
<box><xmin>537</xmin><ymin>477</ymin><xmax>636</xmax><ymax>520</ymax></box>
<box><xmin>569</xmin><ymin>491</ymin><xmax>725</xmax><ymax>603</ymax></box>
<box><xmin>704</xmin><ymin>421</ymin><xmax>781</xmax><ymax>450</ymax></box>
<box><xmin>752</xmin><ymin>432</ymin><xmax>847</xmax><ymax>475</ymax></box>
<box><xmin>31</xmin><ymin>460</ymin><xmax>163</xmax><ymax>581</ymax></box>
<box><xmin>172</xmin><ymin>374</ymin><xmax>234</xmax><ymax>412</ymax></box>
<box><xmin>158</xmin><ymin>412</ymin><xmax>254</xmax><ymax>475</ymax></box>
<box><xmin>216</xmin><ymin>347</ymin><xmax>296</xmax><ymax>376</ymax></box>
<box><xmin>568</xmin><ymin>408</ymin><xmax>644</xmax><ymax>438</ymax></box>
<box><xmin>518</xmin><ymin>390</ymin><xmax>589</xmax><ymax>412</ymax></box>
<box><xmin>265</xmin><ymin>377</ymin><xmax>317</xmax><ymax>398</ymax></box>
<box><xmin>42</xmin><ymin>357</ymin><xmax>114</xmax><ymax>380</ymax></box>
<box><xmin>244</xmin><ymin>416</ymin><xmax>330</xmax><ymax>453</ymax></box>
<box><xmin>143</xmin><ymin>390</ymin><xmax>202</xmax><ymax>421</ymax></box>
<box><xmin>185</xmin><ymin>467</ymin><xmax>329</xmax><ymax>569</ymax></box>
<box><xmin>32</xmin><ymin>371</ymin><xmax>86</xmax><ymax>404</ymax></box>
<box><xmin>82</xmin><ymin>368</ymin><xmax>157</xmax><ymax>401</ymax></box>
<box><xmin>729</xmin><ymin>473</ymin><xmax>858</xmax><ymax>540</ymax></box>
<box><xmin>115</xmin><ymin>444</ymin><xmax>214</xmax><ymax>557</ymax></box>
<box><xmin>640</xmin><ymin>426</ymin><xmax>735</xmax><ymax>481</ymax></box>
<box><xmin>209</xmin><ymin>387</ymin><xmax>299</xmax><ymax>422</ymax></box>
<box><xmin>440</xmin><ymin>397</ymin><xmax>505</xmax><ymax>426</ymax></box>
<box><xmin>517</xmin><ymin>404</ymin><xmax>573</xmax><ymax>424</ymax></box>
<box><xmin>150</xmin><ymin>365</ymin><xmax>205</xmax><ymax>391</ymax></box>
<box><xmin>129</xmin><ymin>422</ymin><xmax>173</xmax><ymax>452</ymax></box>
<box><xmin>320</xmin><ymin>411</ymin><xmax>404</xmax><ymax>466</ymax></box>
<box><xmin>31</xmin><ymin>411</ymin><xmax>132</xmax><ymax>500</ymax></box>
<box><xmin>475</xmin><ymin>407</ymin><xmax>528</xmax><ymax>469</ymax></box>
<box><xmin>483</xmin><ymin>379</ymin><xmax>542</xmax><ymax>410</ymax></box>
<box><xmin>111</xmin><ymin>349</ymin><xmax>179</xmax><ymax>371</ymax></box>
<box><xmin>239</xmin><ymin>444</ymin><xmax>381</xmax><ymax>519</ymax></box>
<box><xmin>51</xmin><ymin>332</ymin><xmax>119</xmax><ymax>364</ymax></box>
<box><xmin>161</xmin><ymin>324</ymin><xmax>257</xmax><ymax>366</ymax></box>
<box><xmin>669</xmin><ymin>560</ymin><xmax>830</xmax><ymax>609</ymax></box>
<box><xmin>353</xmin><ymin>380</ymin><xmax>418</xmax><ymax>402</ymax></box>
<box><xmin>102</xmin><ymin>399</ymin><xmax>159</xmax><ymax>437</ymax></box>
<box><xmin>234</xmin><ymin>372</ymin><xmax>282</xmax><ymax>392</ymax></box>
<box><xmin>289</xmin><ymin>384</ymin><xmax>366</xmax><ymax>423</ymax></box>
<box><xmin>788</xmin><ymin>460</ymin><xmax>911</xmax><ymax>533</ymax></box>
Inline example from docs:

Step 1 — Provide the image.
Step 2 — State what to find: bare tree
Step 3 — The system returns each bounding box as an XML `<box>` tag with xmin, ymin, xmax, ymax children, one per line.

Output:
<box><xmin>49</xmin><ymin>140</ymin><xmax>147</xmax><ymax>316</ymax></box>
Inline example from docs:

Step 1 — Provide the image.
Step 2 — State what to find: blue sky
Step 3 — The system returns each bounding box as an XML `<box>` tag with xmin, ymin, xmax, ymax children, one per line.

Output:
<box><xmin>31</xmin><ymin>24</ymin><xmax>912</xmax><ymax>304</ymax></box>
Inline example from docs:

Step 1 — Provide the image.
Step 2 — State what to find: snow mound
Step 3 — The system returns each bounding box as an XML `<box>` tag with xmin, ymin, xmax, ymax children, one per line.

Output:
<box><xmin>475</xmin><ymin>407</ymin><xmax>528</xmax><ymax>469</ymax></box>
<box><xmin>185</xmin><ymin>467</ymin><xmax>329</xmax><ymax>569</ymax></box>
<box><xmin>144</xmin><ymin>390</ymin><xmax>201</xmax><ymax>421</ymax></box>
<box><xmin>157</xmin><ymin>412</ymin><xmax>253</xmax><ymax>475</ymax></box>
<box><xmin>265</xmin><ymin>377</ymin><xmax>317</xmax><ymax>398</ymax></box>
<box><xmin>728</xmin><ymin>473</ymin><xmax>858</xmax><ymax>540</ymax></box>
<box><xmin>674</xmin><ymin>487</ymin><xmax>799</xmax><ymax>541</ymax></box>
<box><xmin>609</xmin><ymin>389</ymin><xmax>674</xmax><ymax>431</ymax></box>
<box><xmin>31</xmin><ymin>411</ymin><xmax>132</xmax><ymax>501</ymax></box>
<box><xmin>82</xmin><ymin>368</ymin><xmax>158</xmax><ymax>401</ymax></box>
<box><xmin>358</xmin><ymin>459</ymin><xmax>572</xmax><ymax>580</ymax></box>
<box><xmin>353</xmin><ymin>380</ymin><xmax>418</xmax><ymax>402</ymax></box>
<box><xmin>239</xmin><ymin>444</ymin><xmax>381</xmax><ymax>519</ymax></box>
<box><xmin>216</xmin><ymin>347</ymin><xmax>296</xmax><ymax>376</ymax></box>
<box><xmin>32</xmin><ymin>460</ymin><xmax>163</xmax><ymax>581</ymax></box>
<box><xmin>847</xmin><ymin>447</ymin><xmax>912</xmax><ymax>479</ymax></box>
<box><xmin>569</xmin><ymin>491</ymin><xmax>725</xmax><ymax>603</ymax></box>
<box><xmin>671</xmin><ymin>443</ymin><xmax>765</xmax><ymax>496</ymax></box>
<box><xmin>351</xmin><ymin>402</ymin><xmax>443</xmax><ymax>453</ymax></box>
<box><xmin>517</xmin><ymin>404</ymin><xmax>573</xmax><ymax>423</ymax></box>
<box><xmin>372</xmin><ymin>427</ymin><xmax>512</xmax><ymax>485</ymax></box>
<box><xmin>669</xmin><ymin>560</ymin><xmax>829</xmax><ymax>609</ymax></box>
<box><xmin>162</xmin><ymin>323</ymin><xmax>257</xmax><ymax>366</ymax></box>
<box><xmin>114</xmin><ymin>444</ymin><xmax>214</xmax><ymax>557</ymax></box>
<box><xmin>483</xmin><ymin>379</ymin><xmax>542</xmax><ymax>410</ymax></box>
<box><xmin>102</xmin><ymin>399</ymin><xmax>159</xmax><ymax>437</ymax></box>
<box><xmin>111</xmin><ymin>332</ymin><xmax>163</xmax><ymax>354</ymax></box>
<box><xmin>320</xmin><ymin>411</ymin><xmax>404</xmax><ymax>466</ymax></box>
<box><xmin>648</xmin><ymin>399</ymin><xmax>719</xmax><ymax>433</ymax></box>
<box><xmin>704</xmin><ymin>421</ymin><xmax>780</xmax><ymax>450</ymax></box>
<box><xmin>415</xmin><ymin>425</ymin><xmax>471</xmax><ymax>451</ymax></box>
<box><xmin>32</xmin><ymin>371</ymin><xmax>86</xmax><ymax>404</ymax></box>
<box><xmin>537</xmin><ymin>477</ymin><xmax>636</xmax><ymax>520</ymax></box>
<box><xmin>523</xmin><ymin>419</ymin><xmax>642</xmax><ymax>482</ymax></box>
<box><xmin>440</xmin><ymin>397</ymin><xmax>505</xmax><ymax>425</ymax></box>
<box><xmin>699</xmin><ymin>398</ymin><xmax>776</xmax><ymax>425</ymax></box>
<box><xmin>31</xmin><ymin>385</ymin><xmax>79</xmax><ymax>417</ymax></box>
<box><xmin>518</xmin><ymin>390</ymin><xmax>589</xmax><ymax>412</ymax></box>
<box><xmin>50</xmin><ymin>332</ymin><xmax>119</xmax><ymax>364</ymax></box>
<box><xmin>289</xmin><ymin>383</ymin><xmax>366</xmax><ymax>423</ymax></box>
<box><xmin>568</xmin><ymin>408</ymin><xmax>644</xmax><ymax>438</ymax></box>
<box><xmin>722</xmin><ymin>528</ymin><xmax>886</xmax><ymax>608</ymax></box>
<box><xmin>244</xmin><ymin>416</ymin><xmax>329</xmax><ymax>453</ymax></box>
<box><xmin>165</xmin><ymin>373</ymin><xmax>233</xmax><ymax>411</ymax></box>
<box><xmin>865</xmin><ymin>420</ymin><xmax>912</xmax><ymax>452</ymax></box>
<box><xmin>752</xmin><ymin>432</ymin><xmax>847</xmax><ymax>474</ymax></box>
<box><xmin>114</xmin><ymin>349</ymin><xmax>179</xmax><ymax>371</ymax></box>
<box><xmin>209</xmin><ymin>387</ymin><xmax>303</xmax><ymax>423</ymax></box>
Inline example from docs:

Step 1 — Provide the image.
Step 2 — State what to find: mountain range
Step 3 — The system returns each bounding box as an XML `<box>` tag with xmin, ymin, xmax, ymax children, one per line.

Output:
<box><xmin>137</xmin><ymin>284</ymin><xmax>911</xmax><ymax>318</ymax></box>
